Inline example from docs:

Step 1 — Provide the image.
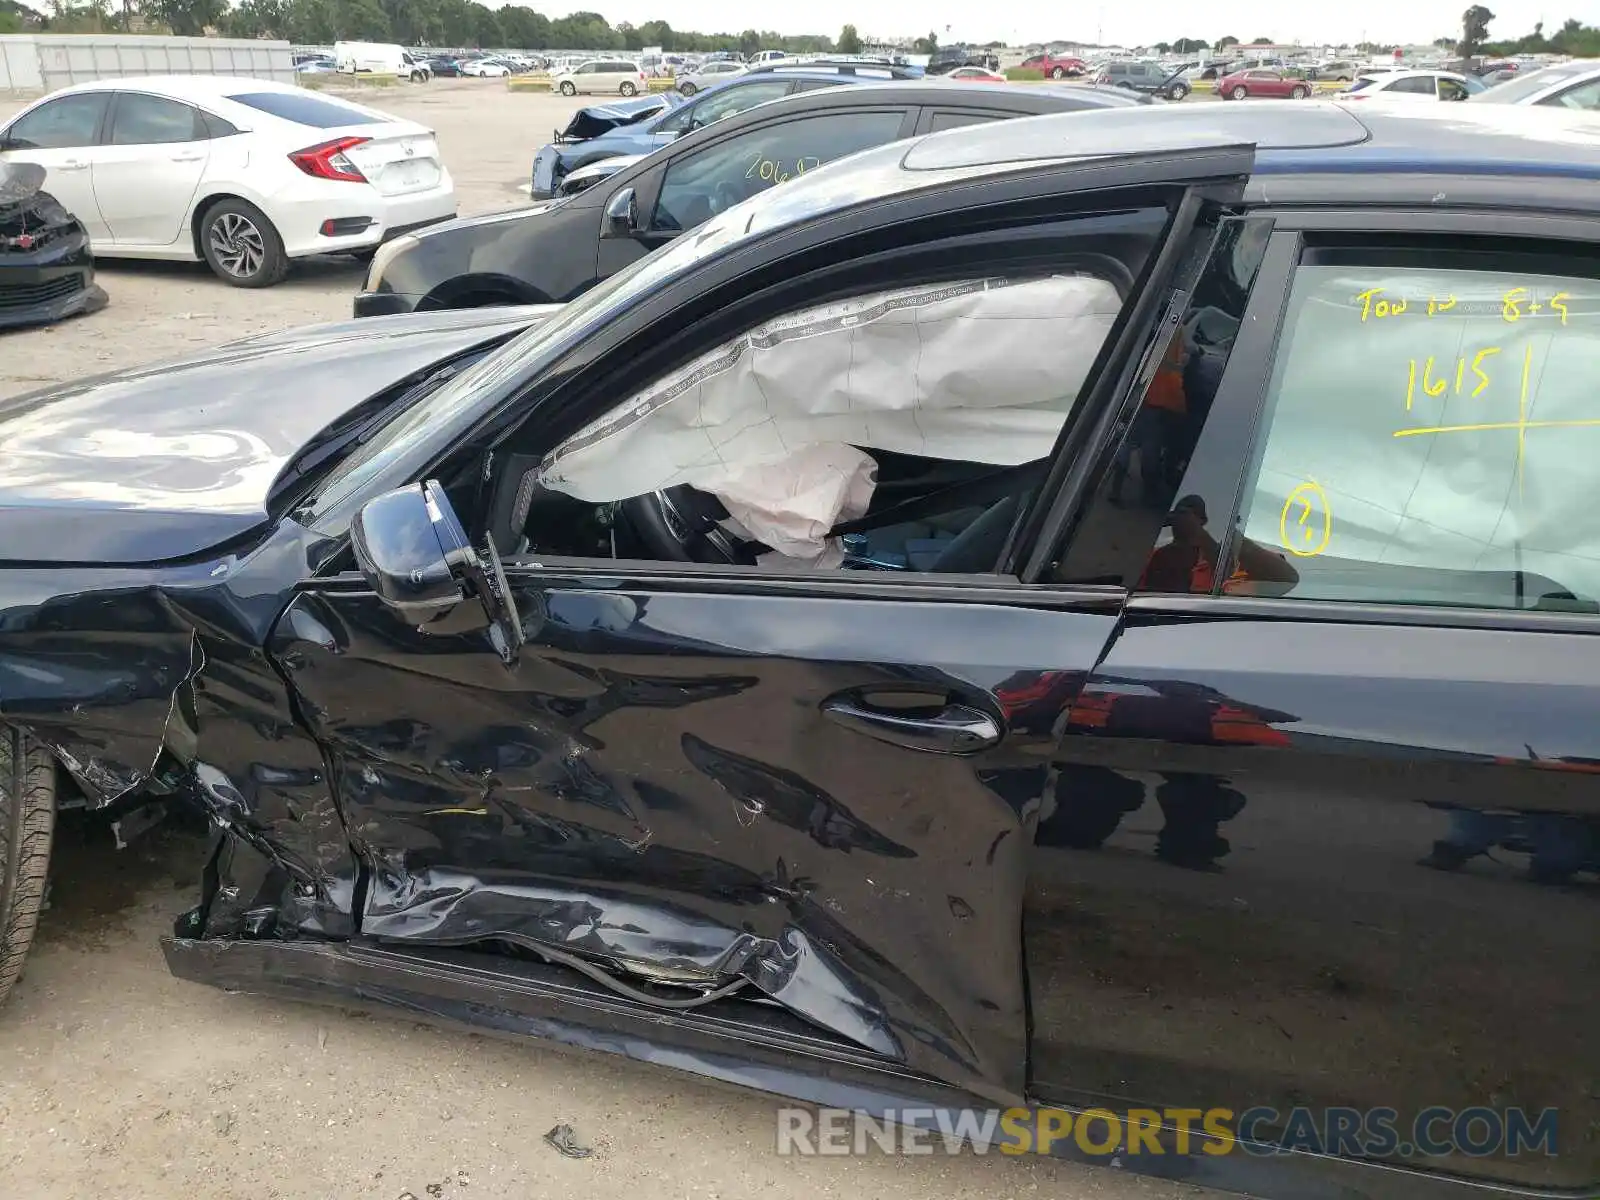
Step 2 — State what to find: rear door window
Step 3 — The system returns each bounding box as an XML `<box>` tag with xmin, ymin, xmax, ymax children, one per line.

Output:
<box><xmin>925</xmin><ymin>110</ymin><xmax>1006</xmax><ymax>133</ymax></box>
<box><xmin>225</xmin><ymin>91</ymin><xmax>387</xmax><ymax>128</ymax></box>
<box><xmin>109</xmin><ymin>92</ymin><xmax>202</xmax><ymax>145</ymax></box>
<box><xmin>653</xmin><ymin>109</ymin><xmax>907</xmax><ymax>232</ymax></box>
<box><xmin>1222</xmin><ymin>255</ymin><xmax>1600</xmax><ymax>611</ymax></box>
<box><xmin>659</xmin><ymin>80</ymin><xmax>792</xmax><ymax>134</ymax></box>
<box><xmin>1387</xmin><ymin>75</ymin><xmax>1437</xmax><ymax>94</ymax></box>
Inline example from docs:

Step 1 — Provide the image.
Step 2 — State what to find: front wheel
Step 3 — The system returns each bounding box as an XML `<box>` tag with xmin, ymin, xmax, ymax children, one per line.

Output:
<box><xmin>1050</xmin><ymin>66</ymin><xmax>1066</xmax><ymax>79</ymax></box>
<box><xmin>1231</xmin><ymin>85</ymin><xmax>1249</xmax><ymax>100</ymax></box>
<box><xmin>619</xmin><ymin>81</ymin><xmax>637</xmax><ymax>96</ymax></box>
<box><xmin>559</xmin><ymin>80</ymin><xmax>576</xmax><ymax>95</ymax></box>
<box><xmin>679</xmin><ymin>81</ymin><xmax>698</xmax><ymax>95</ymax></box>
<box><xmin>200</xmin><ymin>199</ymin><xmax>289</xmax><ymax>288</ymax></box>
<box><xmin>1167</xmin><ymin>83</ymin><xmax>1190</xmax><ymax>101</ymax></box>
<box><xmin>1291</xmin><ymin>85</ymin><xmax>1310</xmax><ymax>99</ymax></box>
<box><xmin>0</xmin><ymin>725</ymin><xmax>55</xmax><ymax>1008</ymax></box>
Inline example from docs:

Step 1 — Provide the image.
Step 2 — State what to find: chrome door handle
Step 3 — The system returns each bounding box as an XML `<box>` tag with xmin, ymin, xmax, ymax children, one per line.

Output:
<box><xmin>170</xmin><ymin>152</ymin><xmax>204</xmax><ymax>162</ymax></box>
<box><xmin>821</xmin><ymin>693</ymin><xmax>1003</xmax><ymax>755</ymax></box>
<box><xmin>56</xmin><ymin>160</ymin><xmax>87</xmax><ymax>171</ymax></box>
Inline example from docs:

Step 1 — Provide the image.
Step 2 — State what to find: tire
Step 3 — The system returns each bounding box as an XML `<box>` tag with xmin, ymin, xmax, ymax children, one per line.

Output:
<box><xmin>0</xmin><ymin>724</ymin><xmax>54</xmax><ymax>1008</ymax></box>
<box><xmin>1291</xmin><ymin>85</ymin><xmax>1310</xmax><ymax>99</ymax></box>
<box><xmin>619</xmin><ymin>81</ymin><xmax>637</xmax><ymax>96</ymax></box>
<box><xmin>1167</xmin><ymin>83</ymin><xmax>1190</xmax><ymax>101</ymax></box>
<box><xmin>199</xmin><ymin>199</ymin><xmax>289</xmax><ymax>288</ymax></box>
<box><xmin>679</xmin><ymin>81</ymin><xmax>698</xmax><ymax>95</ymax></box>
<box><xmin>559</xmin><ymin>80</ymin><xmax>576</xmax><ymax>96</ymax></box>
<box><xmin>1231</xmin><ymin>85</ymin><xmax>1249</xmax><ymax>100</ymax></box>
<box><xmin>1050</xmin><ymin>66</ymin><xmax>1066</xmax><ymax>79</ymax></box>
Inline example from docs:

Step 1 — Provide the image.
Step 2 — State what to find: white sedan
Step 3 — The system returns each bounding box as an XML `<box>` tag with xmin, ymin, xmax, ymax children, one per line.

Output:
<box><xmin>0</xmin><ymin>75</ymin><xmax>456</xmax><ymax>286</ymax></box>
<box><xmin>460</xmin><ymin>59</ymin><xmax>512</xmax><ymax>77</ymax></box>
<box><xmin>1337</xmin><ymin>69</ymin><xmax>1486</xmax><ymax>103</ymax></box>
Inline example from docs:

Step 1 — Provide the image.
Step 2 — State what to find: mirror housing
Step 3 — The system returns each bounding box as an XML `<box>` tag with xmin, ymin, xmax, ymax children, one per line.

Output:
<box><xmin>601</xmin><ymin>186</ymin><xmax>638</xmax><ymax>239</ymax></box>
<box><xmin>351</xmin><ymin>480</ymin><xmax>524</xmax><ymax>663</ymax></box>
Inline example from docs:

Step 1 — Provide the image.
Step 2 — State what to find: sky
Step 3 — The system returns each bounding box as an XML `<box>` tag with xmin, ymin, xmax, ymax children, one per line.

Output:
<box><xmin>534</xmin><ymin>0</ymin><xmax>1600</xmax><ymax>47</ymax></box>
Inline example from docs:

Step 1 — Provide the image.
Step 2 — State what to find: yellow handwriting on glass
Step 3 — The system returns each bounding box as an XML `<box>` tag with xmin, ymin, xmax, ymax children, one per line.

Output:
<box><xmin>1279</xmin><ymin>482</ymin><xmax>1332</xmax><ymax>559</ymax></box>
<box><xmin>745</xmin><ymin>154</ymin><xmax>822</xmax><ymax>185</ymax></box>
<box><xmin>1355</xmin><ymin>288</ymin><xmax>1407</xmax><ymax>322</ymax></box>
<box><xmin>1405</xmin><ymin>347</ymin><xmax>1499</xmax><ymax>410</ymax></box>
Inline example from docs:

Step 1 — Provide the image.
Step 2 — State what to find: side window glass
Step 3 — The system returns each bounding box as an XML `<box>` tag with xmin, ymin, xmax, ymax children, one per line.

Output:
<box><xmin>110</xmin><ymin>93</ymin><xmax>201</xmax><ymax>145</ymax></box>
<box><xmin>927</xmin><ymin>111</ymin><xmax>1004</xmax><ymax>133</ymax></box>
<box><xmin>201</xmin><ymin>110</ymin><xmax>240</xmax><ymax>138</ymax></box>
<box><xmin>498</xmin><ymin>208</ymin><xmax>1172</xmax><ymax>573</ymax></box>
<box><xmin>683</xmin><ymin>81</ymin><xmax>791</xmax><ymax>131</ymax></box>
<box><xmin>1220</xmin><ymin>257</ymin><xmax>1600</xmax><ymax>611</ymax></box>
<box><xmin>1393</xmin><ymin>76</ymin><xmax>1434</xmax><ymax>94</ymax></box>
<box><xmin>1541</xmin><ymin>80</ymin><xmax>1600</xmax><ymax>110</ymax></box>
<box><xmin>1048</xmin><ymin>216</ymin><xmax>1274</xmax><ymax>587</ymax></box>
<box><xmin>5</xmin><ymin>93</ymin><xmax>108</xmax><ymax>149</ymax></box>
<box><xmin>652</xmin><ymin>110</ymin><xmax>905</xmax><ymax>233</ymax></box>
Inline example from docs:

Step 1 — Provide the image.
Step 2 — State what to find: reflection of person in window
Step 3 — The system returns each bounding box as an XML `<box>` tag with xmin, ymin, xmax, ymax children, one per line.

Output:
<box><xmin>1111</xmin><ymin>333</ymin><xmax>1190</xmax><ymax>507</ymax></box>
<box><xmin>1138</xmin><ymin>495</ymin><xmax>1300</xmax><ymax>595</ymax></box>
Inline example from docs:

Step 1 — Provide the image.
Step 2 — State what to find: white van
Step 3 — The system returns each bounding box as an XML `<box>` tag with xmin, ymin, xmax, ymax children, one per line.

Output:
<box><xmin>334</xmin><ymin>42</ymin><xmax>419</xmax><ymax>79</ymax></box>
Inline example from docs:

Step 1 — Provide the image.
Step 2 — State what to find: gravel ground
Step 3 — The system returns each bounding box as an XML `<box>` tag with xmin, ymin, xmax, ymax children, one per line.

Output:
<box><xmin>0</xmin><ymin>79</ymin><xmax>1221</xmax><ymax>1200</ymax></box>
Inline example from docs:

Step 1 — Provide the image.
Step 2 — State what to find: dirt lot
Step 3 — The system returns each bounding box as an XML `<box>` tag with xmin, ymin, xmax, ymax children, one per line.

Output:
<box><xmin>0</xmin><ymin>80</ymin><xmax>1216</xmax><ymax>1200</ymax></box>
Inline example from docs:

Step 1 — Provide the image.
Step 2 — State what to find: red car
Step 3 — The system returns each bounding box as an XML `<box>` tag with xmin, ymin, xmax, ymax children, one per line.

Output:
<box><xmin>1217</xmin><ymin>67</ymin><xmax>1313</xmax><ymax>100</ymax></box>
<box><xmin>1020</xmin><ymin>52</ymin><xmax>1087</xmax><ymax>79</ymax></box>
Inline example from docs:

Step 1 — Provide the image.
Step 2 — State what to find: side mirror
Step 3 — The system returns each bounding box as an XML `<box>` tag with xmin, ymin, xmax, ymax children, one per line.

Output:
<box><xmin>601</xmin><ymin>186</ymin><xmax>638</xmax><ymax>239</ymax></box>
<box><xmin>351</xmin><ymin>480</ymin><xmax>524</xmax><ymax>664</ymax></box>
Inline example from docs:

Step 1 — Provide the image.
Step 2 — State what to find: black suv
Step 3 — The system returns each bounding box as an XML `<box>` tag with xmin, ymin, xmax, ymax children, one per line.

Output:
<box><xmin>357</xmin><ymin>81</ymin><xmax>1145</xmax><ymax>317</ymax></box>
<box><xmin>1093</xmin><ymin>59</ymin><xmax>1192</xmax><ymax>100</ymax></box>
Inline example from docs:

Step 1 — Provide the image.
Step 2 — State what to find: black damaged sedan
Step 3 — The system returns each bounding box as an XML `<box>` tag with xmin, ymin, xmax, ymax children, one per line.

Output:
<box><xmin>6</xmin><ymin>102</ymin><xmax>1600</xmax><ymax>1200</ymax></box>
<box><xmin>0</xmin><ymin>161</ymin><xmax>106</xmax><ymax>328</ymax></box>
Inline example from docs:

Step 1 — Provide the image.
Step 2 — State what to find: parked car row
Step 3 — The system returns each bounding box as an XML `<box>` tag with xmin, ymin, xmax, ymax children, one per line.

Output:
<box><xmin>5</xmin><ymin>81</ymin><xmax>1600</xmax><ymax>1200</ymax></box>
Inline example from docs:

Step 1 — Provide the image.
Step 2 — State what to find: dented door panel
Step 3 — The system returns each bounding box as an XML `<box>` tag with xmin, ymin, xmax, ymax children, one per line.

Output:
<box><xmin>269</xmin><ymin>573</ymin><xmax>1123</xmax><ymax>1103</ymax></box>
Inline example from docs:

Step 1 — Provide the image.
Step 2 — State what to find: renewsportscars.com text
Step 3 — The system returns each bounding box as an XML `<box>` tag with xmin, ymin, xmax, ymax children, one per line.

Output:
<box><xmin>775</xmin><ymin>1105</ymin><xmax>1559</xmax><ymax>1159</ymax></box>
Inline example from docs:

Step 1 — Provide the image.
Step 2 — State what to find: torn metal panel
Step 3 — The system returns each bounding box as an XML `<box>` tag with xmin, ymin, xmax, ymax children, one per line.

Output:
<box><xmin>0</xmin><ymin>545</ymin><xmax>361</xmax><ymax>935</ymax></box>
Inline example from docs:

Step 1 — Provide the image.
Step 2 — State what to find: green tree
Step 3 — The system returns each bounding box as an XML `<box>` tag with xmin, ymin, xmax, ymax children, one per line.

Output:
<box><xmin>738</xmin><ymin>27</ymin><xmax>759</xmax><ymax>56</ymax></box>
<box><xmin>498</xmin><ymin>4</ymin><xmax>550</xmax><ymax>49</ymax></box>
<box><xmin>0</xmin><ymin>4</ymin><xmax>19</xmax><ymax>29</ymax></box>
<box><xmin>638</xmin><ymin>18</ymin><xmax>673</xmax><ymax>48</ymax></box>
<box><xmin>1172</xmin><ymin>36</ymin><xmax>1207</xmax><ymax>54</ymax></box>
<box><xmin>143</xmin><ymin>0</ymin><xmax>223</xmax><ymax>34</ymax></box>
<box><xmin>1214</xmin><ymin>34</ymin><xmax>1239</xmax><ymax>51</ymax></box>
<box><xmin>836</xmin><ymin>22</ymin><xmax>860</xmax><ymax>54</ymax></box>
<box><xmin>1457</xmin><ymin>4</ymin><xmax>1494</xmax><ymax>58</ymax></box>
<box><xmin>912</xmin><ymin>29</ymin><xmax>937</xmax><ymax>54</ymax></box>
<box><xmin>1248</xmin><ymin>35</ymin><xmax>1273</xmax><ymax>44</ymax></box>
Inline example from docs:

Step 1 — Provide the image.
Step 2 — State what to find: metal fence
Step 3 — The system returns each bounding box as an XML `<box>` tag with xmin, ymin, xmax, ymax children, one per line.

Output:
<box><xmin>0</xmin><ymin>35</ymin><xmax>294</xmax><ymax>96</ymax></box>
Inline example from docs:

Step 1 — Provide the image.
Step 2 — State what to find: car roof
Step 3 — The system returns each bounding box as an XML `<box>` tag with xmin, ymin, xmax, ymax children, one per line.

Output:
<box><xmin>703</xmin><ymin>100</ymin><xmax>1600</xmax><ymax>245</ymax></box>
<box><xmin>714</xmin><ymin>79</ymin><xmax>1147</xmax><ymax>118</ymax></box>
<box><xmin>1370</xmin><ymin>69</ymin><xmax>1468</xmax><ymax>81</ymax></box>
<box><xmin>905</xmin><ymin>101</ymin><xmax>1600</xmax><ymax>178</ymax></box>
<box><xmin>60</xmin><ymin>74</ymin><xmax>304</xmax><ymax>98</ymax></box>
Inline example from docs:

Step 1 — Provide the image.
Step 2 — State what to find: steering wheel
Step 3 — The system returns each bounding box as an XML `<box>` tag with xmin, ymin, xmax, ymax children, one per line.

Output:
<box><xmin>620</xmin><ymin>486</ymin><xmax>753</xmax><ymax>565</ymax></box>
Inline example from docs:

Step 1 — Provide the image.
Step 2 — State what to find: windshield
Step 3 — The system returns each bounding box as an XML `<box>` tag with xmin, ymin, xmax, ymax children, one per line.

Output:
<box><xmin>1347</xmin><ymin>76</ymin><xmax>1379</xmax><ymax>91</ymax></box>
<box><xmin>1472</xmin><ymin>62</ymin><xmax>1595</xmax><ymax>103</ymax></box>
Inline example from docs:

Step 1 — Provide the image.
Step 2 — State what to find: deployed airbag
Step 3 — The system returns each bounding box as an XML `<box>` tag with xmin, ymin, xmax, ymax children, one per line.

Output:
<box><xmin>538</xmin><ymin>275</ymin><xmax>1120</xmax><ymax>553</ymax></box>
